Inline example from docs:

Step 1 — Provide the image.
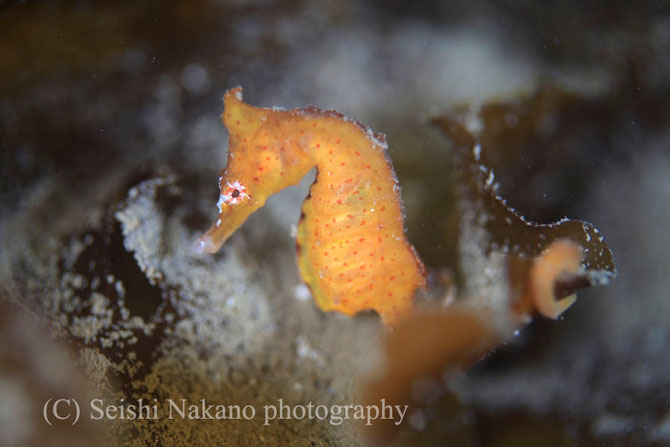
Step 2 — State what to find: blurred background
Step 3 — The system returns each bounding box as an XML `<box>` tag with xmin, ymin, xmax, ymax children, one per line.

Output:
<box><xmin>1</xmin><ymin>0</ymin><xmax>670</xmax><ymax>445</ymax></box>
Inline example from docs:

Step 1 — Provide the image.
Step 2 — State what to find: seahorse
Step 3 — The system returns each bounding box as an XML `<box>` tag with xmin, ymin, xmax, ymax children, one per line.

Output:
<box><xmin>195</xmin><ymin>87</ymin><xmax>425</xmax><ymax>325</ymax></box>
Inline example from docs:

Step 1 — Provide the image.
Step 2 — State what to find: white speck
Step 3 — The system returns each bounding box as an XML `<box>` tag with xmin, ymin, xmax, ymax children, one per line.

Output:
<box><xmin>514</xmin><ymin>330</ymin><xmax>520</xmax><ymax>336</ymax></box>
<box><xmin>364</xmin><ymin>128</ymin><xmax>388</xmax><ymax>151</ymax></box>
<box><xmin>294</xmin><ymin>284</ymin><xmax>311</xmax><ymax>302</ymax></box>
<box><xmin>226</xmin><ymin>298</ymin><xmax>235</xmax><ymax>307</ymax></box>
<box><xmin>370</xmin><ymin>208</ymin><xmax>375</xmax><ymax>212</ymax></box>
<box><xmin>216</xmin><ymin>219</ymin><xmax>221</xmax><ymax>227</ymax></box>
<box><xmin>115</xmin><ymin>280</ymin><xmax>126</xmax><ymax>298</ymax></box>
<box><xmin>217</xmin><ymin>195</ymin><xmax>225</xmax><ymax>213</ymax></box>
<box><xmin>290</xmin><ymin>224</ymin><xmax>297</xmax><ymax>238</ymax></box>
<box><xmin>473</xmin><ymin>143</ymin><xmax>482</xmax><ymax>161</ymax></box>
<box><xmin>485</xmin><ymin>170</ymin><xmax>495</xmax><ymax>188</ymax></box>
<box><xmin>296</xmin><ymin>335</ymin><xmax>325</xmax><ymax>366</ymax></box>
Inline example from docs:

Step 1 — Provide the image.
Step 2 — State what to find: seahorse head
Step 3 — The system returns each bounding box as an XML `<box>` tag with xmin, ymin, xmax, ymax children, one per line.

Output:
<box><xmin>194</xmin><ymin>88</ymin><xmax>313</xmax><ymax>253</ymax></box>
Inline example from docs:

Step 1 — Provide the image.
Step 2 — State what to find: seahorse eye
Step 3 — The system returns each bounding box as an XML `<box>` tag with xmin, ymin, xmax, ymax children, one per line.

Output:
<box><xmin>231</xmin><ymin>189</ymin><xmax>240</xmax><ymax>198</ymax></box>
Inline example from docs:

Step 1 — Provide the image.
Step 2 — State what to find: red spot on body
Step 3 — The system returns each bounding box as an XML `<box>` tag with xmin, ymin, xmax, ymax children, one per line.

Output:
<box><xmin>360</xmin><ymin>221</ymin><xmax>366</xmax><ymax>226</ymax></box>
<box><xmin>380</xmin><ymin>206</ymin><xmax>386</xmax><ymax>211</ymax></box>
<box><xmin>337</xmin><ymin>199</ymin><xmax>343</xmax><ymax>204</ymax></box>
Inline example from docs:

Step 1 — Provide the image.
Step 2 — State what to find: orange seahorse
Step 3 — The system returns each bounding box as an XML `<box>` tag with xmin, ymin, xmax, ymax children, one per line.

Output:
<box><xmin>195</xmin><ymin>87</ymin><xmax>425</xmax><ymax>325</ymax></box>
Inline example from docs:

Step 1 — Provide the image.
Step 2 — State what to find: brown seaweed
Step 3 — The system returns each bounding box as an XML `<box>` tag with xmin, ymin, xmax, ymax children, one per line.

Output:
<box><xmin>363</xmin><ymin>87</ymin><xmax>617</xmax><ymax>443</ymax></box>
<box><xmin>433</xmin><ymin>95</ymin><xmax>616</xmax><ymax>283</ymax></box>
